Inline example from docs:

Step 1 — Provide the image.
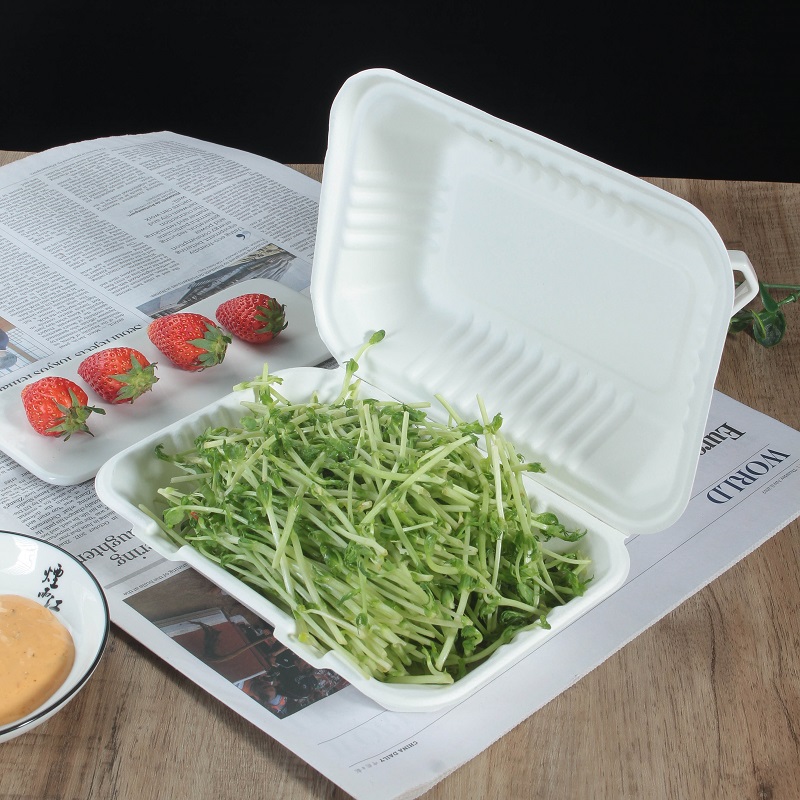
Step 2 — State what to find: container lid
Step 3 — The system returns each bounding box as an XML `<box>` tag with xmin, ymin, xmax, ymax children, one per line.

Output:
<box><xmin>312</xmin><ymin>68</ymin><xmax>743</xmax><ymax>536</ymax></box>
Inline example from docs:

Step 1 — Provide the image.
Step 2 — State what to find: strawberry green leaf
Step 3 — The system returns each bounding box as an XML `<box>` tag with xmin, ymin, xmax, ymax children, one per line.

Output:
<box><xmin>47</xmin><ymin>389</ymin><xmax>106</xmax><ymax>440</ymax></box>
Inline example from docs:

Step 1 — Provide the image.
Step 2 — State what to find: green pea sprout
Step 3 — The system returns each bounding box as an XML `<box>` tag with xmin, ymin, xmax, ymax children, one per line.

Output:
<box><xmin>141</xmin><ymin>331</ymin><xmax>592</xmax><ymax>684</ymax></box>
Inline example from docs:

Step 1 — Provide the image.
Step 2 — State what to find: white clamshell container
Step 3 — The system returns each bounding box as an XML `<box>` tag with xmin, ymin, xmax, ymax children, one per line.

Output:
<box><xmin>95</xmin><ymin>69</ymin><xmax>758</xmax><ymax>712</ymax></box>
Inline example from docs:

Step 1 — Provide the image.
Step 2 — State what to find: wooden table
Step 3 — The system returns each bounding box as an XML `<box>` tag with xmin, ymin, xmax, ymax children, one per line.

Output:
<box><xmin>2</xmin><ymin>149</ymin><xmax>799</xmax><ymax>799</ymax></box>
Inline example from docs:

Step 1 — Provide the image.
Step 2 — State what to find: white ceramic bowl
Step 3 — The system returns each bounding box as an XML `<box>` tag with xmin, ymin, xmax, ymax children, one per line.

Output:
<box><xmin>0</xmin><ymin>530</ymin><xmax>110</xmax><ymax>742</ymax></box>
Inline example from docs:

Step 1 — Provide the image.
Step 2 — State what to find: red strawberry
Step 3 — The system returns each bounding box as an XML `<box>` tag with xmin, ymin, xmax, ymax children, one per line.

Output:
<box><xmin>78</xmin><ymin>347</ymin><xmax>158</xmax><ymax>404</ymax></box>
<box><xmin>21</xmin><ymin>376</ymin><xmax>106</xmax><ymax>439</ymax></box>
<box><xmin>215</xmin><ymin>293</ymin><xmax>287</xmax><ymax>344</ymax></box>
<box><xmin>147</xmin><ymin>312</ymin><xmax>230</xmax><ymax>371</ymax></box>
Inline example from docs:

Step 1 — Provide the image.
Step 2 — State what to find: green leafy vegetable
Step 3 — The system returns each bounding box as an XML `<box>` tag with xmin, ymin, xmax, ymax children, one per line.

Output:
<box><xmin>142</xmin><ymin>331</ymin><xmax>592</xmax><ymax>684</ymax></box>
<box><xmin>729</xmin><ymin>282</ymin><xmax>800</xmax><ymax>347</ymax></box>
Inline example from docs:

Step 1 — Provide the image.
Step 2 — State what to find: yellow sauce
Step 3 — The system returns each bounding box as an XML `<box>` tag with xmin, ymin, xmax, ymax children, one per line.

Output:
<box><xmin>0</xmin><ymin>594</ymin><xmax>76</xmax><ymax>725</ymax></box>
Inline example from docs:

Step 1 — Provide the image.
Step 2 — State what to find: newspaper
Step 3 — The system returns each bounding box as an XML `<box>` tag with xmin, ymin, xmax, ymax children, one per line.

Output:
<box><xmin>2</xmin><ymin>134</ymin><xmax>799</xmax><ymax>800</ymax></box>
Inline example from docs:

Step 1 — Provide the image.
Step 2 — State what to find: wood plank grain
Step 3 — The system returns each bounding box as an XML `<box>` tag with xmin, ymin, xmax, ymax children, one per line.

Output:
<box><xmin>0</xmin><ymin>149</ymin><xmax>34</xmax><ymax>167</ymax></box>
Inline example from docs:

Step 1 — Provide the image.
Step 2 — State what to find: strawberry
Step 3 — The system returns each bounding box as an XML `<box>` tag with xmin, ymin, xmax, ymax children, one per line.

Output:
<box><xmin>147</xmin><ymin>312</ymin><xmax>230</xmax><ymax>371</ymax></box>
<box><xmin>78</xmin><ymin>346</ymin><xmax>158</xmax><ymax>404</ymax></box>
<box><xmin>21</xmin><ymin>376</ymin><xmax>106</xmax><ymax>439</ymax></box>
<box><xmin>215</xmin><ymin>293</ymin><xmax>287</xmax><ymax>344</ymax></box>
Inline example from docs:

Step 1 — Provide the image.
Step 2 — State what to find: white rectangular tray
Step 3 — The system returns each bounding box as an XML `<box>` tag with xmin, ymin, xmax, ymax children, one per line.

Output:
<box><xmin>0</xmin><ymin>279</ymin><xmax>330</xmax><ymax>485</ymax></box>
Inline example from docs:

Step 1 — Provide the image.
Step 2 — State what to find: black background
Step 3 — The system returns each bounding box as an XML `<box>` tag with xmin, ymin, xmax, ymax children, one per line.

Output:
<box><xmin>2</xmin><ymin>2</ymin><xmax>798</xmax><ymax>182</ymax></box>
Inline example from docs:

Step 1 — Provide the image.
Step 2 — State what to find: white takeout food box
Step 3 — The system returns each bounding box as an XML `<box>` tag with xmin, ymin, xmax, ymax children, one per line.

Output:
<box><xmin>95</xmin><ymin>69</ymin><xmax>759</xmax><ymax>712</ymax></box>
